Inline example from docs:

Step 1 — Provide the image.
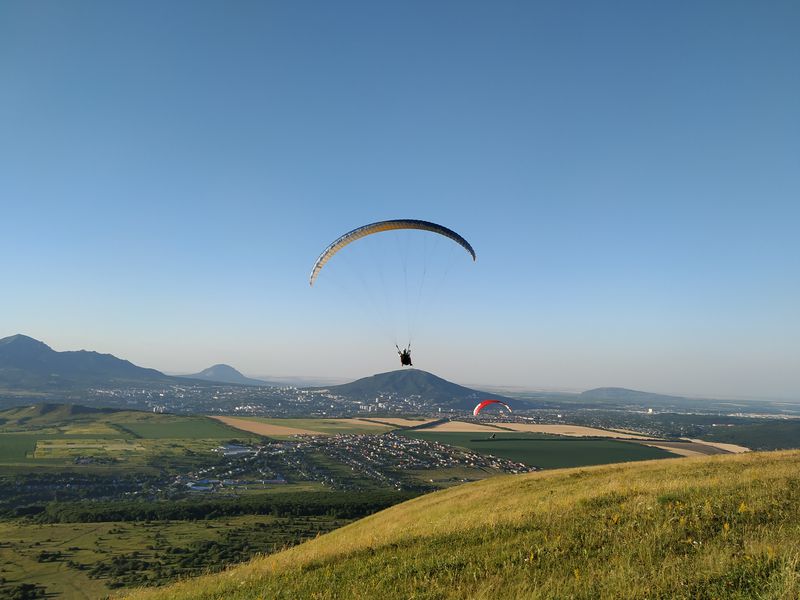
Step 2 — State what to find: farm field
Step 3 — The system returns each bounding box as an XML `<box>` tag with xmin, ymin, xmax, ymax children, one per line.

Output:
<box><xmin>0</xmin><ymin>406</ymin><xmax>258</xmax><ymax>468</ymax></box>
<box><xmin>0</xmin><ymin>434</ymin><xmax>38</xmax><ymax>461</ymax></box>
<box><xmin>0</xmin><ymin>430</ymin><xmax>253</xmax><ymax>467</ymax></box>
<box><xmin>216</xmin><ymin>417</ymin><xmax>395</xmax><ymax>437</ymax></box>
<box><xmin>403</xmin><ymin>466</ymin><xmax>497</xmax><ymax>488</ymax></box>
<box><xmin>420</xmin><ymin>420</ymin><xmax>502</xmax><ymax>432</ymax></box>
<box><xmin>642</xmin><ymin>441</ymin><xmax>731</xmax><ymax>457</ymax></box>
<box><xmin>115</xmin><ymin>416</ymin><xmax>242</xmax><ymax>439</ymax></box>
<box><xmin>695</xmin><ymin>420</ymin><xmax>800</xmax><ymax>451</ymax></box>
<box><xmin>29</xmin><ymin>437</ymin><xmax>236</xmax><ymax>463</ymax></box>
<box><xmin>357</xmin><ymin>417</ymin><xmax>438</xmax><ymax>427</ymax></box>
<box><xmin>211</xmin><ymin>416</ymin><xmax>320</xmax><ymax>436</ymax></box>
<box><xmin>495</xmin><ymin>422</ymin><xmax>654</xmax><ymax>439</ymax></box>
<box><xmin>401</xmin><ymin>430</ymin><xmax>674</xmax><ymax>469</ymax></box>
<box><xmin>0</xmin><ymin>406</ymin><xmax>242</xmax><ymax>439</ymax></box>
<box><xmin>687</xmin><ymin>438</ymin><xmax>750</xmax><ymax>453</ymax></box>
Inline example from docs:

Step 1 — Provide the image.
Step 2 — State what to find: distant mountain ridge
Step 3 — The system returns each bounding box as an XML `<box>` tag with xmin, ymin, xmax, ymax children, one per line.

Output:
<box><xmin>580</xmin><ymin>387</ymin><xmax>689</xmax><ymax>404</ymax></box>
<box><xmin>323</xmin><ymin>369</ymin><xmax>533</xmax><ymax>410</ymax></box>
<box><xmin>2</xmin><ymin>334</ymin><xmax>740</xmax><ymax>412</ymax></box>
<box><xmin>0</xmin><ymin>334</ymin><xmax>170</xmax><ymax>390</ymax></box>
<box><xmin>183</xmin><ymin>364</ymin><xmax>272</xmax><ymax>387</ymax></box>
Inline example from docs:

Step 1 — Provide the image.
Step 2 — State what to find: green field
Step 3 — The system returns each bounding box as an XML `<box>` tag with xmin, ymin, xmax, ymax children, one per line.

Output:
<box><xmin>0</xmin><ymin>434</ymin><xmax>37</xmax><ymax>460</ymax></box>
<box><xmin>0</xmin><ymin>406</ymin><xmax>255</xmax><ymax>467</ymax></box>
<box><xmin>29</xmin><ymin>437</ymin><xmax>240</xmax><ymax>463</ymax></box>
<box><xmin>400</xmin><ymin>431</ymin><xmax>673</xmax><ymax>468</ymax></box>
<box><xmin>404</xmin><ymin>466</ymin><xmax>497</xmax><ymax>488</ymax></box>
<box><xmin>116</xmin><ymin>417</ymin><xmax>244</xmax><ymax>439</ymax></box>
<box><xmin>701</xmin><ymin>419</ymin><xmax>800</xmax><ymax>451</ymax></box>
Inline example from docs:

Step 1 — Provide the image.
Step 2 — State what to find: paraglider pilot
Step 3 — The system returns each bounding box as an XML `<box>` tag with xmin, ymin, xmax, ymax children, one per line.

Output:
<box><xmin>396</xmin><ymin>344</ymin><xmax>412</xmax><ymax>367</ymax></box>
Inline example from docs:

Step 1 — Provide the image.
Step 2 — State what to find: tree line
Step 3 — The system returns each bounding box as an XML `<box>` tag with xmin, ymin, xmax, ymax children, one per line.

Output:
<box><xmin>9</xmin><ymin>490</ymin><xmax>419</xmax><ymax>523</ymax></box>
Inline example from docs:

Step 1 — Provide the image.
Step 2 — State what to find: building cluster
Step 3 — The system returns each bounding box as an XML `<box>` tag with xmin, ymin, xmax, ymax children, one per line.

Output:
<box><xmin>86</xmin><ymin>384</ymin><xmax>465</xmax><ymax>417</ymax></box>
<box><xmin>178</xmin><ymin>433</ymin><xmax>535</xmax><ymax>494</ymax></box>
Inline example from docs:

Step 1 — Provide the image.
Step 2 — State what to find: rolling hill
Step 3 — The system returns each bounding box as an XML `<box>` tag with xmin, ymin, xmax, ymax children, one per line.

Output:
<box><xmin>0</xmin><ymin>403</ymin><xmax>118</xmax><ymax>427</ymax></box>
<box><xmin>579</xmin><ymin>386</ymin><xmax>700</xmax><ymax>407</ymax></box>
<box><xmin>322</xmin><ymin>369</ymin><xmax>530</xmax><ymax>410</ymax></box>
<box><xmin>124</xmin><ymin>449</ymin><xmax>800</xmax><ymax>599</ymax></box>
<box><xmin>581</xmin><ymin>386</ymin><xmax>687</xmax><ymax>402</ymax></box>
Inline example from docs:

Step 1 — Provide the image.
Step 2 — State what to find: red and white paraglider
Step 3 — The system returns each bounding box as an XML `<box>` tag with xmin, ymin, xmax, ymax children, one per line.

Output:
<box><xmin>473</xmin><ymin>399</ymin><xmax>512</xmax><ymax>416</ymax></box>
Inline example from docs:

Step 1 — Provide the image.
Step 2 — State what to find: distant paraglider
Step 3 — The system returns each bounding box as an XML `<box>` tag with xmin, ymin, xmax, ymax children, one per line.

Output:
<box><xmin>473</xmin><ymin>399</ymin><xmax>512</xmax><ymax>417</ymax></box>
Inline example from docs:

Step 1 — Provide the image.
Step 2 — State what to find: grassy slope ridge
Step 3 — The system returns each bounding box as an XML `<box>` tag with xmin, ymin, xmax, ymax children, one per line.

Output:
<box><xmin>125</xmin><ymin>451</ymin><xmax>800</xmax><ymax>600</ymax></box>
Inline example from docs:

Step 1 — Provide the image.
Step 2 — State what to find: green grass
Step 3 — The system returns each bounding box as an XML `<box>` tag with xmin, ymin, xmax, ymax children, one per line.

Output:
<box><xmin>0</xmin><ymin>514</ymin><xmax>349</xmax><ymax>599</ymax></box>
<box><xmin>401</xmin><ymin>431</ymin><xmax>673</xmax><ymax>468</ymax></box>
<box><xmin>404</xmin><ymin>466</ymin><xmax>497</xmax><ymax>488</ymax></box>
<box><xmin>0</xmin><ymin>409</ymin><xmax>257</xmax><ymax>467</ymax></box>
<box><xmin>0</xmin><ymin>434</ymin><xmax>37</xmax><ymax>460</ymax></box>
<box><xmin>114</xmin><ymin>417</ymin><xmax>244</xmax><ymax>439</ymax></box>
<box><xmin>0</xmin><ymin>435</ymin><xmax>240</xmax><ymax>466</ymax></box>
<box><xmin>29</xmin><ymin>437</ymin><xmax>236</xmax><ymax>463</ymax></box>
<box><xmin>0</xmin><ymin>405</ymin><xmax>245</xmax><ymax>441</ymax></box>
<box><xmin>124</xmin><ymin>450</ymin><xmax>800</xmax><ymax>600</ymax></box>
<box><xmin>214</xmin><ymin>481</ymin><xmax>328</xmax><ymax>495</ymax></box>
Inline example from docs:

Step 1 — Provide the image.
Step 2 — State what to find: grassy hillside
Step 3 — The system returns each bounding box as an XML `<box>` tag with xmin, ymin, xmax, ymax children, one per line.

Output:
<box><xmin>125</xmin><ymin>450</ymin><xmax>800</xmax><ymax>600</ymax></box>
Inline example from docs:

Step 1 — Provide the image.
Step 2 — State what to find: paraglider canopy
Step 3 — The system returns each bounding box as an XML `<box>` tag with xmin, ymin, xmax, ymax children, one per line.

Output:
<box><xmin>473</xmin><ymin>399</ymin><xmax>512</xmax><ymax>416</ymax></box>
<box><xmin>309</xmin><ymin>219</ymin><xmax>476</xmax><ymax>286</ymax></box>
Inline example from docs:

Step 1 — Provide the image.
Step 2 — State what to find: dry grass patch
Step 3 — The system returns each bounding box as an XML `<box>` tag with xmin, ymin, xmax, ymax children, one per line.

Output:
<box><xmin>211</xmin><ymin>416</ymin><xmax>318</xmax><ymax>436</ymax></box>
<box><xmin>689</xmin><ymin>438</ymin><xmax>750</xmax><ymax>453</ymax></box>
<box><xmin>341</xmin><ymin>418</ymin><xmax>393</xmax><ymax>427</ymax></box>
<box><xmin>359</xmin><ymin>417</ymin><xmax>438</xmax><ymax>427</ymax></box>
<box><xmin>499</xmin><ymin>423</ymin><xmax>654</xmax><ymax>439</ymax></box>
<box><xmin>641</xmin><ymin>443</ymin><xmax>706</xmax><ymax>457</ymax></box>
<box><xmin>424</xmin><ymin>421</ymin><xmax>503</xmax><ymax>432</ymax></box>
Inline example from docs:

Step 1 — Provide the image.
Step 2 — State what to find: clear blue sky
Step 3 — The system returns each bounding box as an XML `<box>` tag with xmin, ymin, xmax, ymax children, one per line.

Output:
<box><xmin>2</xmin><ymin>1</ymin><xmax>798</xmax><ymax>399</ymax></box>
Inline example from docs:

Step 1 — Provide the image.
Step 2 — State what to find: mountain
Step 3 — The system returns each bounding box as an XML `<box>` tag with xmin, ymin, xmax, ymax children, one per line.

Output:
<box><xmin>184</xmin><ymin>364</ymin><xmax>272</xmax><ymax>387</ymax></box>
<box><xmin>0</xmin><ymin>334</ymin><xmax>171</xmax><ymax>390</ymax></box>
<box><xmin>578</xmin><ymin>386</ymin><xmax>716</xmax><ymax>410</ymax></box>
<box><xmin>322</xmin><ymin>369</ymin><xmax>529</xmax><ymax>410</ymax></box>
<box><xmin>577</xmin><ymin>387</ymin><xmax>797</xmax><ymax>413</ymax></box>
<box><xmin>125</xmin><ymin>450</ymin><xmax>800</xmax><ymax>600</ymax></box>
<box><xmin>580</xmin><ymin>387</ymin><xmax>688</xmax><ymax>403</ymax></box>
